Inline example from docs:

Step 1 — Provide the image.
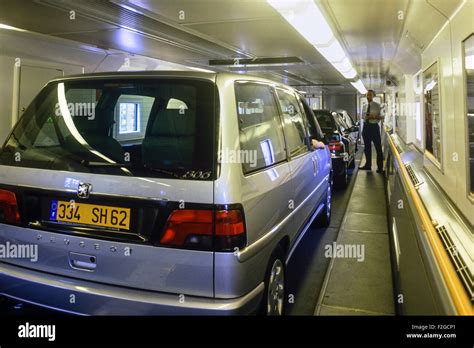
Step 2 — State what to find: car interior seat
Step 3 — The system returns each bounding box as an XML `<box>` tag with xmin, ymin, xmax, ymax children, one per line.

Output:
<box><xmin>142</xmin><ymin>106</ymin><xmax>196</xmax><ymax>168</ymax></box>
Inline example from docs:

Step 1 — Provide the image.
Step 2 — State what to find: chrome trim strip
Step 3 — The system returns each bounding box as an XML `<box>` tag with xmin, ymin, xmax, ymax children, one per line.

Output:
<box><xmin>0</xmin><ymin>183</ymin><xmax>168</xmax><ymax>202</ymax></box>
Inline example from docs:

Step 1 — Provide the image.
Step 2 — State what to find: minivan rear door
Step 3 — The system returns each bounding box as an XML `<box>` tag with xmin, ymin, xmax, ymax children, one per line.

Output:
<box><xmin>0</xmin><ymin>75</ymin><xmax>218</xmax><ymax>297</ymax></box>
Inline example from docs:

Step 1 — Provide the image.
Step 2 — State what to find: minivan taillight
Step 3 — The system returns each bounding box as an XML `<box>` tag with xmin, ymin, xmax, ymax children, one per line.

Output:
<box><xmin>0</xmin><ymin>189</ymin><xmax>20</xmax><ymax>224</ymax></box>
<box><xmin>328</xmin><ymin>141</ymin><xmax>344</xmax><ymax>153</ymax></box>
<box><xmin>160</xmin><ymin>208</ymin><xmax>246</xmax><ymax>251</ymax></box>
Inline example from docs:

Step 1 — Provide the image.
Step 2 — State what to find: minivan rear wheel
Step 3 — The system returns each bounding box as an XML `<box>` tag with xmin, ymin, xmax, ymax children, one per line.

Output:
<box><xmin>259</xmin><ymin>246</ymin><xmax>285</xmax><ymax>316</ymax></box>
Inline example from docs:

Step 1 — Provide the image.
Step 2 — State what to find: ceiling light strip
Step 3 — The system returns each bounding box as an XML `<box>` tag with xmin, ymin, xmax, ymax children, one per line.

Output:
<box><xmin>267</xmin><ymin>0</ymin><xmax>365</xmax><ymax>92</ymax></box>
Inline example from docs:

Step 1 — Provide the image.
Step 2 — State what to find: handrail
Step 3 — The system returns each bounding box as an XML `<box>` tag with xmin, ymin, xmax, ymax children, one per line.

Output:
<box><xmin>387</xmin><ymin>135</ymin><xmax>473</xmax><ymax>315</ymax></box>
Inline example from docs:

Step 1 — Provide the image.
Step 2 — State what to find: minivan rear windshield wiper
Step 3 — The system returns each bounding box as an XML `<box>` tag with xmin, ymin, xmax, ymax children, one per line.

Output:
<box><xmin>143</xmin><ymin>164</ymin><xmax>182</xmax><ymax>178</ymax></box>
<box><xmin>80</xmin><ymin>160</ymin><xmax>132</xmax><ymax>168</ymax></box>
<box><xmin>81</xmin><ymin>161</ymin><xmax>182</xmax><ymax>178</ymax></box>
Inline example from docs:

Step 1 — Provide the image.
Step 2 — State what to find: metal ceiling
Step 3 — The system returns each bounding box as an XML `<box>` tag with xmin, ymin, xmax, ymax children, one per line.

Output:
<box><xmin>0</xmin><ymin>0</ymin><xmax>467</xmax><ymax>94</ymax></box>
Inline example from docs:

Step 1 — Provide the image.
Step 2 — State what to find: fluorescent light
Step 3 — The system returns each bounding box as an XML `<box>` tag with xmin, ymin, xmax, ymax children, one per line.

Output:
<box><xmin>333</xmin><ymin>57</ymin><xmax>352</xmax><ymax>71</ymax></box>
<box><xmin>333</xmin><ymin>57</ymin><xmax>357</xmax><ymax>78</ymax></box>
<box><xmin>0</xmin><ymin>23</ymin><xmax>26</xmax><ymax>32</ymax></box>
<box><xmin>317</xmin><ymin>40</ymin><xmax>345</xmax><ymax>62</ymax></box>
<box><xmin>267</xmin><ymin>0</ymin><xmax>362</xmax><ymax>83</ymax></box>
<box><xmin>340</xmin><ymin>68</ymin><xmax>357</xmax><ymax>79</ymax></box>
<box><xmin>351</xmin><ymin>80</ymin><xmax>368</xmax><ymax>94</ymax></box>
<box><xmin>267</xmin><ymin>0</ymin><xmax>333</xmax><ymax>45</ymax></box>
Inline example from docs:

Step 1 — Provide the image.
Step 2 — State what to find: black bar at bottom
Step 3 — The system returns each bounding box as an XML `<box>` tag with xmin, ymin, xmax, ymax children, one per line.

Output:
<box><xmin>0</xmin><ymin>315</ymin><xmax>472</xmax><ymax>346</ymax></box>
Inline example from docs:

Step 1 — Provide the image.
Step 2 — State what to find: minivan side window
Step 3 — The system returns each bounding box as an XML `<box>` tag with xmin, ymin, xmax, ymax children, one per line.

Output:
<box><xmin>298</xmin><ymin>96</ymin><xmax>324</xmax><ymax>141</ymax></box>
<box><xmin>235</xmin><ymin>82</ymin><xmax>287</xmax><ymax>174</ymax></box>
<box><xmin>276</xmin><ymin>88</ymin><xmax>308</xmax><ymax>157</ymax></box>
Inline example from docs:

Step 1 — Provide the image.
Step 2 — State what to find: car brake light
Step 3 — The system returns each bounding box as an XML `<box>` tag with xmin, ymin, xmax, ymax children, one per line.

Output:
<box><xmin>161</xmin><ymin>210</ymin><xmax>213</xmax><ymax>246</ymax></box>
<box><xmin>215</xmin><ymin>210</ymin><xmax>245</xmax><ymax>236</ymax></box>
<box><xmin>328</xmin><ymin>142</ymin><xmax>344</xmax><ymax>152</ymax></box>
<box><xmin>161</xmin><ymin>208</ymin><xmax>246</xmax><ymax>251</ymax></box>
<box><xmin>0</xmin><ymin>189</ymin><xmax>21</xmax><ymax>224</ymax></box>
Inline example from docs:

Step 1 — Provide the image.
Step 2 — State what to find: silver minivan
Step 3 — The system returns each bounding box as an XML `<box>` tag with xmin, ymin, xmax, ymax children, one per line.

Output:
<box><xmin>0</xmin><ymin>71</ymin><xmax>332</xmax><ymax>315</ymax></box>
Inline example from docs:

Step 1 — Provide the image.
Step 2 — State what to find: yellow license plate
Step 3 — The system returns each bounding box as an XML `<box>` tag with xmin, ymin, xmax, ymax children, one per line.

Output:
<box><xmin>50</xmin><ymin>200</ymin><xmax>130</xmax><ymax>230</ymax></box>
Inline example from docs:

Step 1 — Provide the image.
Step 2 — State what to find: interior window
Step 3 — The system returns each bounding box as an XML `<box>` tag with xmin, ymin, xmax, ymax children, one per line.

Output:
<box><xmin>423</xmin><ymin>62</ymin><xmax>442</xmax><ymax>165</ymax></box>
<box><xmin>414</xmin><ymin>72</ymin><xmax>423</xmax><ymax>145</ymax></box>
<box><xmin>114</xmin><ymin>95</ymin><xmax>154</xmax><ymax>141</ymax></box>
<box><xmin>235</xmin><ymin>82</ymin><xmax>287</xmax><ymax>173</ymax></box>
<box><xmin>276</xmin><ymin>88</ymin><xmax>308</xmax><ymax>157</ymax></box>
<box><xmin>464</xmin><ymin>34</ymin><xmax>474</xmax><ymax>194</ymax></box>
<box><xmin>119</xmin><ymin>103</ymin><xmax>140</xmax><ymax>134</ymax></box>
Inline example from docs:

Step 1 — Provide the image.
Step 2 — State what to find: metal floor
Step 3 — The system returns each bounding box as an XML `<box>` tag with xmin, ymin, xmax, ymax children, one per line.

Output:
<box><xmin>314</xmin><ymin>154</ymin><xmax>395</xmax><ymax>315</ymax></box>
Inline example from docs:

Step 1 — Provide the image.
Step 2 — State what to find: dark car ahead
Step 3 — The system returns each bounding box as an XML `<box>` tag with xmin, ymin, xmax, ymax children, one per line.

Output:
<box><xmin>333</xmin><ymin>110</ymin><xmax>359</xmax><ymax>151</ymax></box>
<box><xmin>313</xmin><ymin>109</ymin><xmax>358</xmax><ymax>188</ymax></box>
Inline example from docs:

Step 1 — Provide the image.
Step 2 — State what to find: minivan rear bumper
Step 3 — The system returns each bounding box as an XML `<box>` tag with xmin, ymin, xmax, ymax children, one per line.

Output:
<box><xmin>0</xmin><ymin>262</ymin><xmax>264</xmax><ymax>315</ymax></box>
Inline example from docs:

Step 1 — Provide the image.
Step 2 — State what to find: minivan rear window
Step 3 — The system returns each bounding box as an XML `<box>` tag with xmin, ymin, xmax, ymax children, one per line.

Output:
<box><xmin>0</xmin><ymin>78</ymin><xmax>217</xmax><ymax>180</ymax></box>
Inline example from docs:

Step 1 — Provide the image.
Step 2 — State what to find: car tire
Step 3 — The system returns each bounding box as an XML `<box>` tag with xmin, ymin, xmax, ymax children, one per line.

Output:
<box><xmin>334</xmin><ymin>163</ymin><xmax>348</xmax><ymax>189</ymax></box>
<box><xmin>316</xmin><ymin>174</ymin><xmax>332</xmax><ymax>227</ymax></box>
<box><xmin>259</xmin><ymin>246</ymin><xmax>286</xmax><ymax>316</ymax></box>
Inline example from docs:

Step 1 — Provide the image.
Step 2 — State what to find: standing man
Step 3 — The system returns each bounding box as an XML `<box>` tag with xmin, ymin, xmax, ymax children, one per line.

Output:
<box><xmin>359</xmin><ymin>90</ymin><xmax>384</xmax><ymax>173</ymax></box>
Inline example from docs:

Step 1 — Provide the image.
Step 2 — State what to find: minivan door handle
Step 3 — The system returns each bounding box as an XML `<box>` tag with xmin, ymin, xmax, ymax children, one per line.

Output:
<box><xmin>69</xmin><ymin>252</ymin><xmax>97</xmax><ymax>271</ymax></box>
<box><xmin>311</xmin><ymin>157</ymin><xmax>318</xmax><ymax>176</ymax></box>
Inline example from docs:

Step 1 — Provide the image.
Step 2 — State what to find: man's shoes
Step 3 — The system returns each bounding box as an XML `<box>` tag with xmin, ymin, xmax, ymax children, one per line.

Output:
<box><xmin>376</xmin><ymin>168</ymin><xmax>384</xmax><ymax>173</ymax></box>
<box><xmin>359</xmin><ymin>165</ymin><xmax>371</xmax><ymax>170</ymax></box>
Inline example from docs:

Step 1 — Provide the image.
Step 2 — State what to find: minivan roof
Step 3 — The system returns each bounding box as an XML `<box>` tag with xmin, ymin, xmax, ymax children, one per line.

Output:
<box><xmin>51</xmin><ymin>70</ymin><xmax>215</xmax><ymax>82</ymax></box>
<box><xmin>48</xmin><ymin>71</ymin><xmax>294</xmax><ymax>90</ymax></box>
